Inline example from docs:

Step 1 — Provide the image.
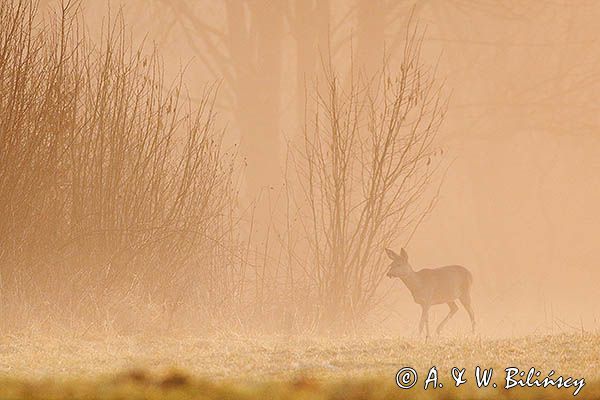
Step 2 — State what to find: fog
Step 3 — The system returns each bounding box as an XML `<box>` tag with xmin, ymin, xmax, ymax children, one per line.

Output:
<box><xmin>2</xmin><ymin>0</ymin><xmax>599</xmax><ymax>338</ymax></box>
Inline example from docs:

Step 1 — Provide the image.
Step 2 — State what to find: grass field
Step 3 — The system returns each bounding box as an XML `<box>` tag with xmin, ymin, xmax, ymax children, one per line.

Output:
<box><xmin>0</xmin><ymin>333</ymin><xmax>598</xmax><ymax>399</ymax></box>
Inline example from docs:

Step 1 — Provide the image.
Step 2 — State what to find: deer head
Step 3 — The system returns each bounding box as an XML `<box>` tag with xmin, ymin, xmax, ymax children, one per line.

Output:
<box><xmin>385</xmin><ymin>248</ymin><xmax>412</xmax><ymax>278</ymax></box>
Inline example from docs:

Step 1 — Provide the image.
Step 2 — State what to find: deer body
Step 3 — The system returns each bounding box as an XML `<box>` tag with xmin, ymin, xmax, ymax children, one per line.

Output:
<box><xmin>386</xmin><ymin>249</ymin><xmax>475</xmax><ymax>337</ymax></box>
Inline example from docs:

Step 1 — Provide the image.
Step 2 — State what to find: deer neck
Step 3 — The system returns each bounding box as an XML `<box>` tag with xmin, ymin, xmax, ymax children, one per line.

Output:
<box><xmin>399</xmin><ymin>266</ymin><xmax>422</xmax><ymax>296</ymax></box>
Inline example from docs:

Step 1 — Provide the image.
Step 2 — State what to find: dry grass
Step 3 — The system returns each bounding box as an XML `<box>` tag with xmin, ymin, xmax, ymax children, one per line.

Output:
<box><xmin>0</xmin><ymin>334</ymin><xmax>598</xmax><ymax>398</ymax></box>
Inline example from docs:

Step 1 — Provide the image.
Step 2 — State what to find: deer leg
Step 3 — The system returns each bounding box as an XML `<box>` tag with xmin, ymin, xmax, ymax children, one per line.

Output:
<box><xmin>436</xmin><ymin>301</ymin><xmax>458</xmax><ymax>335</ymax></box>
<box><xmin>459</xmin><ymin>293</ymin><xmax>476</xmax><ymax>333</ymax></box>
<box><xmin>419</xmin><ymin>305</ymin><xmax>430</xmax><ymax>339</ymax></box>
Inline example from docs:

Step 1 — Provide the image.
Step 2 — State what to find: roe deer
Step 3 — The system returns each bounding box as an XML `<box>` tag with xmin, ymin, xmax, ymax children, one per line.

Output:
<box><xmin>385</xmin><ymin>248</ymin><xmax>475</xmax><ymax>337</ymax></box>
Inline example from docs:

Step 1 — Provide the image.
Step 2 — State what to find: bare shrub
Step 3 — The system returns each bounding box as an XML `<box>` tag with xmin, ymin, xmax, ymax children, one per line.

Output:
<box><xmin>289</xmin><ymin>32</ymin><xmax>447</xmax><ymax>330</ymax></box>
<box><xmin>0</xmin><ymin>1</ymin><xmax>238</xmax><ymax>334</ymax></box>
<box><xmin>0</xmin><ymin>1</ymin><xmax>75</xmax><ymax>328</ymax></box>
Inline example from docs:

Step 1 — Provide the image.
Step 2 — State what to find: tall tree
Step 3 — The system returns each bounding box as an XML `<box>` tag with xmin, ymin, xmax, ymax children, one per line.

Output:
<box><xmin>150</xmin><ymin>1</ymin><xmax>285</xmax><ymax>197</ymax></box>
<box><xmin>288</xmin><ymin>0</ymin><xmax>331</xmax><ymax>130</ymax></box>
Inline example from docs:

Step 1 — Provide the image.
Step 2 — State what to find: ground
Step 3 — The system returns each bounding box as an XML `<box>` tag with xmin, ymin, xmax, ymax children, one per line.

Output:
<box><xmin>0</xmin><ymin>333</ymin><xmax>598</xmax><ymax>399</ymax></box>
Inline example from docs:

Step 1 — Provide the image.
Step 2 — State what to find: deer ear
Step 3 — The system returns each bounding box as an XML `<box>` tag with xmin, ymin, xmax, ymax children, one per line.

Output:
<box><xmin>400</xmin><ymin>248</ymin><xmax>408</xmax><ymax>261</ymax></box>
<box><xmin>385</xmin><ymin>248</ymin><xmax>400</xmax><ymax>261</ymax></box>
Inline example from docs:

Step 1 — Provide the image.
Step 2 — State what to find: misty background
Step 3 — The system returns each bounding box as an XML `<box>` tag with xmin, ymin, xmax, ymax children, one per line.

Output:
<box><xmin>3</xmin><ymin>0</ymin><xmax>599</xmax><ymax>337</ymax></box>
